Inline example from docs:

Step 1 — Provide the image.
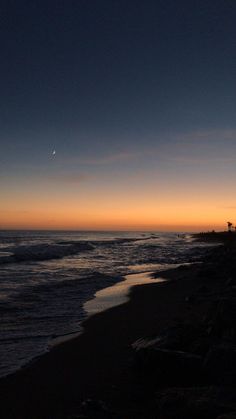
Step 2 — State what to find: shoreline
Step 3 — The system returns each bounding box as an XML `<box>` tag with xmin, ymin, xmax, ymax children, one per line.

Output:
<box><xmin>0</xmin><ymin>266</ymin><xmax>177</xmax><ymax>380</ymax></box>
<box><xmin>84</xmin><ymin>268</ymin><xmax>177</xmax><ymax>317</ymax></box>
<box><xmin>0</xmin><ymin>265</ymin><xmax>175</xmax><ymax>380</ymax></box>
<box><xmin>0</xmin><ymin>263</ymin><xmax>206</xmax><ymax>417</ymax></box>
<box><xmin>0</xmin><ymin>240</ymin><xmax>235</xmax><ymax>418</ymax></box>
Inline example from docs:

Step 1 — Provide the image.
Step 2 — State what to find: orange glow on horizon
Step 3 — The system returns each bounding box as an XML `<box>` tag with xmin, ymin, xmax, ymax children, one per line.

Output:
<box><xmin>0</xmin><ymin>200</ymin><xmax>232</xmax><ymax>232</ymax></box>
<box><xmin>1</xmin><ymin>172</ymin><xmax>236</xmax><ymax>232</ymax></box>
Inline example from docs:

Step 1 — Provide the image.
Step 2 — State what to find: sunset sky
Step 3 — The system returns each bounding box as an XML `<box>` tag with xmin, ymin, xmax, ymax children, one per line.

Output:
<box><xmin>1</xmin><ymin>0</ymin><xmax>236</xmax><ymax>231</ymax></box>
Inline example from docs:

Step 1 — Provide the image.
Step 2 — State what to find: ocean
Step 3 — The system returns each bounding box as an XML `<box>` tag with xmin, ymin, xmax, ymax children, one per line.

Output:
<box><xmin>0</xmin><ymin>230</ymin><xmax>212</xmax><ymax>377</ymax></box>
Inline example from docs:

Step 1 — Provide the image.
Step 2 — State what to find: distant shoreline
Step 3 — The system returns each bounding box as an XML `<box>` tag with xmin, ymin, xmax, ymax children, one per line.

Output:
<box><xmin>194</xmin><ymin>230</ymin><xmax>236</xmax><ymax>242</ymax></box>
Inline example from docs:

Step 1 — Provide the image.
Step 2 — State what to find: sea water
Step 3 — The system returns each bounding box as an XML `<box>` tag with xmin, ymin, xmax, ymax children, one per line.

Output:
<box><xmin>0</xmin><ymin>230</ymin><xmax>212</xmax><ymax>377</ymax></box>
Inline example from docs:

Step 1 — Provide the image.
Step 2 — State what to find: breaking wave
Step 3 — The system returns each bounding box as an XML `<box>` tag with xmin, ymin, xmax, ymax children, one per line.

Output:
<box><xmin>0</xmin><ymin>241</ymin><xmax>94</xmax><ymax>264</ymax></box>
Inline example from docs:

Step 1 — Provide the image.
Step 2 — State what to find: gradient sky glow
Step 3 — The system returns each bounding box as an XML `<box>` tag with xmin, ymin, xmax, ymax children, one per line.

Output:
<box><xmin>1</xmin><ymin>0</ymin><xmax>236</xmax><ymax>231</ymax></box>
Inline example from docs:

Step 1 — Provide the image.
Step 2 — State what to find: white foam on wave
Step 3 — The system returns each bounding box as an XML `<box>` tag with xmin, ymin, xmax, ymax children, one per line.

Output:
<box><xmin>0</xmin><ymin>242</ymin><xmax>94</xmax><ymax>264</ymax></box>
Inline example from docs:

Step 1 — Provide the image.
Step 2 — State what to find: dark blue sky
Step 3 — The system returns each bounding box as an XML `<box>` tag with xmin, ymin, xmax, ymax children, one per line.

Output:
<box><xmin>1</xmin><ymin>1</ymin><xmax>236</xmax><ymax>146</ymax></box>
<box><xmin>1</xmin><ymin>0</ymin><xmax>236</xmax><ymax>229</ymax></box>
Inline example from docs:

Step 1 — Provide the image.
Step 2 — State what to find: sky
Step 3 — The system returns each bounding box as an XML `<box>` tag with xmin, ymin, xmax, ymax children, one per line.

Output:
<box><xmin>0</xmin><ymin>0</ymin><xmax>236</xmax><ymax>231</ymax></box>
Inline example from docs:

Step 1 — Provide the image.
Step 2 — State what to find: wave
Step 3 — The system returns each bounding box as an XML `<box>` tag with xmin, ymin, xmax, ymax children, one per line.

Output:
<box><xmin>0</xmin><ymin>241</ymin><xmax>94</xmax><ymax>264</ymax></box>
<box><xmin>0</xmin><ymin>236</ymin><xmax>151</xmax><ymax>264</ymax></box>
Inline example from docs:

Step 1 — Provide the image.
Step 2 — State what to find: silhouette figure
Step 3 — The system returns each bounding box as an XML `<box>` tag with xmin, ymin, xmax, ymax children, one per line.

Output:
<box><xmin>227</xmin><ymin>221</ymin><xmax>233</xmax><ymax>232</ymax></box>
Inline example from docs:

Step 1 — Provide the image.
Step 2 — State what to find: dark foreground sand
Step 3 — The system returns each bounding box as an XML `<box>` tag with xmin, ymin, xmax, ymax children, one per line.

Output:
<box><xmin>0</xmin><ymin>235</ymin><xmax>236</xmax><ymax>418</ymax></box>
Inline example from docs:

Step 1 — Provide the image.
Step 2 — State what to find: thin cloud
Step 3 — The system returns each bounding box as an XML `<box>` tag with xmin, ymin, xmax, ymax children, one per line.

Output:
<box><xmin>218</xmin><ymin>206</ymin><xmax>236</xmax><ymax>210</ymax></box>
<box><xmin>49</xmin><ymin>173</ymin><xmax>92</xmax><ymax>183</ymax></box>
<box><xmin>55</xmin><ymin>129</ymin><xmax>236</xmax><ymax>167</ymax></box>
<box><xmin>178</xmin><ymin>129</ymin><xmax>236</xmax><ymax>142</ymax></box>
<box><xmin>167</xmin><ymin>156</ymin><xmax>236</xmax><ymax>164</ymax></box>
<box><xmin>61</xmin><ymin>150</ymin><xmax>150</xmax><ymax>166</ymax></box>
<box><xmin>0</xmin><ymin>210</ymin><xmax>29</xmax><ymax>214</ymax></box>
<box><xmin>83</xmin><ymin>151</ymin><xmax>140</xmax><ymax>165</ymax></box>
